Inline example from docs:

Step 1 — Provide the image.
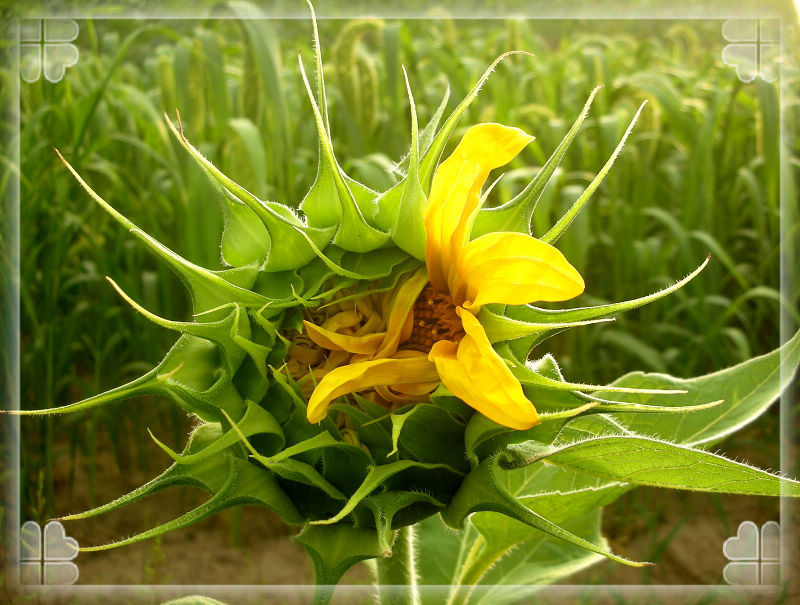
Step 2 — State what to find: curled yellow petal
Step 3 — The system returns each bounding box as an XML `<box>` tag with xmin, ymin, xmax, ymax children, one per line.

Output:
<box><xmin>322</xmin><ymin>309</ymin><xmax>362</xmax><ymax>331</ymax></box>
<box><xmin>428</xmin><ymin>308</ymin><xmax>539</xmax><ymax>430</ymax></box>
<box><xmin>424</xmin><ymin>123</ymin><xmax>535</xmax><ymax>292</ymax></box>
<box><xmin>303</xmin><ymin>320</ymin><xmax>386</xmax><ymax>355</ymax></box>
<box><xmin>288</xmin><ymin>344</ymin><xmax>324</xmax><ymax>365</ymax></box>
<box><xmin>374</xmin><ymin>266</ymin><xmax>428</xmax><ymax>359</ymax></box>
<box><xmin>458</xmin><ymin>232</ymin><xmax>584</xmax><ymax>310</ymax></box>
<box><xmin>306</xmin><ymin>356</ymin><xmax>440</xmax><ymax>423</ymax></box>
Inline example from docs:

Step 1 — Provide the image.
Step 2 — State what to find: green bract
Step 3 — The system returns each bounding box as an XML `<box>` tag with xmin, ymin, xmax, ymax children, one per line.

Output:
<box><xmin>18</xmin><ymin>7</ymin><xmax>800</xmax><ymax>604</ymax></box>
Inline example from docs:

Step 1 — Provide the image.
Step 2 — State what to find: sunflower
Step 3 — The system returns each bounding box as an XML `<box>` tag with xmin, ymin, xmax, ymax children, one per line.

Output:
<box><xmin>301</xmin><ymin>123</ymin><xmax>585</xmax><ymax>430</ymax></box>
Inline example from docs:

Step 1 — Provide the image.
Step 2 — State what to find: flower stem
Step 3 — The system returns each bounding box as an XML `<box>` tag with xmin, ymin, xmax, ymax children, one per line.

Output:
<box><xmin>376</xmin><ymin>525</ymin><xmax>420</xmax><ymax>605</ymax></box>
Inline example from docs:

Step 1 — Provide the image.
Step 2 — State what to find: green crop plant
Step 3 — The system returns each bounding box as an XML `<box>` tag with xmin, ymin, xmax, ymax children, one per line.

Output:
<box><xmin>11</xmin><ymin>6</ymin><xmax>800</xmax><ymax>604</ymax></box>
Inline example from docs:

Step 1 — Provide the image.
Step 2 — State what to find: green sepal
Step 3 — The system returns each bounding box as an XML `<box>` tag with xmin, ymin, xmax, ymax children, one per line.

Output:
<box><xmin>329</xmin><ymin>245</ymin><xmax>412</xmax><ymax>281</ymax></box>
<box><xmin>292</xmin><ymin>229</ymin><xmax>410</xmax><ymax>282</ymax></box>
<box><xmin>541</xmin><ymin>101</ymin><xmax>647</xmax><ymax>245</ymax></box>
<box><xmin>165</xmin><ymin>115</ymin><xmax>336</xmax><ymax>273</ymax></box>
<box><xmin>200</xmin><ymin>152</ymin><xmax>270</xmax><ymax>268</ymax></box>
<box><xmin>477</xmin><ymin>304</ymin><xmax>613</xmax><ymax>344</ymax></box>
<box><xmin>464</xmin><ymin>413</ymin><xmax>514</xmax><ymax>468</ymax></box>
<box><xmin>472</xmin><ymin>86</ymin><xmax>602</xmax><ymax>238</ymax></box>
<box><xmin>219</xmin><ymin>180</ymin><xmax>271</xmax><ymax>268</ymax></box>
<box><xmin>321</xmin><ymin>257</ymin><xmax>422</xmax><ymax>307</ymax></box>
<box><xmin>418</xmin><ymin>51</ymin><xmax>529</xmax><ymax>192</ymax></box>
<box><xmin>58</xmin><ymin>148</ymin><xmax>275</xmax><ymax>314</ymax></box>
<box><xmin>107</xmin><ymin>280</ymin><xmax>251</xmax><ymax>376</ymax></box>
<box><xmin>362</xmin><ymin>490</ymin><xmax>446</xmax><ymax>555</ymax></box>
<box><xmin>331</xmin><ymin>396</ymin><xmax>394</xmax><ymax>461</ymax></box>
<box><xmin>374</xmin><ymin>68</ymin><xmax>427</xmax><ymax>260</ymax></box>
<box><xmin>510</xmin><ymin>352</ymin><xmax>686</xmax><ymax>397</ymax></box>
<box><xmin>79</xmin><ymin>456</ymin><xmax>304</xmax><ymax>552</ymax></box>
<box><xmin>389</xmin><ymin>403</ymin><xmax>468</xmax><ymax>472</ymax></box>
<box><xmin>391</xmin><ymin>83</ymin><xmax>450</xmax><ymax>181</ymax></box>
<box><xmin>149</xmin><ymin>400</ymin><xmax>284</xmax><ymax>464</ymax></box>
<box><xmin>222</xmin><ymin>411</ymin><xmax>347</xmax><ymax>503</ymax></box>
<box><xmin>429</xmin><ymin>384</ymin><xmax>474</xmax><ymax>424</ymax></box>
<box><xmin>461</xmin><ymin>399</ymin><xmax>601</xmax><ymax>472</ymax></box>
<box><xmin>157</xmin><ymin>351</ymin><xmax>247</xmax><ymax>422</ymax></box>
<box><xmin>296</xmin><ymin>257</ymin><xmax>338</xmax><ymax>302</ymax></box>
<box><xmin>58</xmin><ymin>423</ymin><xmax>230</xmax><ymax>521</ymax></box>
<box><xmin>293</xmin><ymin>523</ymin><xmax>393</xmax><ymax>605</ymax></box>
<box><xmin>270</xmin><ymin>370</ymin><xmax>342</xmax><ymax>445</ymax></box>
<box><xmin>251</xmin><ymin>270</ymin><xmax>304</xmax><ymax>303</ymax></box>
<box><xmin>297</xmin><ymin>54</ymin><xmax>389</xmax><ymax>252</ymax></box>
<box><xmin>259</xmin><ymin>202</ymin><xmax>337</xmax><ymax>273</ymax></box>
<box><xmin>504</xmin><ymin>255</ymin><xmax>709</xmax><ymax>358</ymax></box>
<box><xmin>16</xmin><ymin>334</ymin><xmax>246</xmax><ymax>423</ymax></box>
<box><xmin>440</xmin><ymin>457</ymin><xmax>647</xmax><ymax>568</ymax></box>
<box><xmin>312</xmin><ymin>460</ymin><xmax>463</xmax><ymax>526</ymax></box>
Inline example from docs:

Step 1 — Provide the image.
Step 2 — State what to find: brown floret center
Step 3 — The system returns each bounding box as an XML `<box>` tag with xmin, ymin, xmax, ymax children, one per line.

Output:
<box><xmin>403</xmin><ymin>284</ymin><xmax>465</xmax><ymax>353</ymax></box>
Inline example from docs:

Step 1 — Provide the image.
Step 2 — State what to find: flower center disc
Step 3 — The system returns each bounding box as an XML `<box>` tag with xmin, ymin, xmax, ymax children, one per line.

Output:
<box><xmin>404</xmin><ymin>284</ymin><xmax>465</xmax><ymax>353</ymax></box>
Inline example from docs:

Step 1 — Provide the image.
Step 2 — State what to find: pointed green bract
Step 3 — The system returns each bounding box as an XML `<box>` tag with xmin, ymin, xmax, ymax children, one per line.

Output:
<box><xmin>472</xmin><ymin>85</ymin><xmax>602</xmax><ymax>238</ymax></box>
<box><xmin>294</xmin><ymin>524</ymin><xmax>392</xmax><ymax>605</ymax></box>
<box><xmin>374</xmin><ymin>68</ymin><xmax>428</xmax><ymax>260</ymax></box>
<box><xmin>418</xmin><ymin>51</ymin><xmax>531</xmax><ymax>191</ymax></box>
<box><xmin>440</xmin><ymin>458</ymin><xmax>647</xmax><ymax>568</ymax></box>
<box><xmin>297</xmin><ymin>52</ymin><xmax>389</xmax><ymax>252</ymax></box>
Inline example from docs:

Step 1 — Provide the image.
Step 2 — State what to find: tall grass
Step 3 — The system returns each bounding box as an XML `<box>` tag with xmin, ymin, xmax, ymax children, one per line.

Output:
<box><xmin>17</xmin><ymin>14</ymin><xmax>794</xmax><ymax>547</ymax></box>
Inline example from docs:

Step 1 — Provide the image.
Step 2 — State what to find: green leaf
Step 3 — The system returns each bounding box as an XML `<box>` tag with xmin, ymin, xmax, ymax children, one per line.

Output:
<box><xmin>79</xmin><ymin>456</ymin><xmax>303</xmax><ymax>552</ymax></box>
<box><xmin>564</xmin><ymin>328</ymin><xmax>800</xmax><ymax>446</ymax></box>
<box><xmin>416</xmin><ymin>463</ymin><xmax>625</xmax><ymax>594</ymax></box>
<box><xmin>464</xmin><ymin>510</ymin><xmax>604</xmax><ymax>605</ymax></box>
<box><xmin>504</xmin><ymin>436</ymin><xmax>800</xmax><ymax>496</ymax></box>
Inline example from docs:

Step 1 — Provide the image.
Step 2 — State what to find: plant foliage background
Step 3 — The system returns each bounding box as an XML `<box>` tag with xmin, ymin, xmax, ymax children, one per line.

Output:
<box><xmin>3</xmin><ymin>1</ymin><xmax>800</xmax><ymax>597</ymax></box>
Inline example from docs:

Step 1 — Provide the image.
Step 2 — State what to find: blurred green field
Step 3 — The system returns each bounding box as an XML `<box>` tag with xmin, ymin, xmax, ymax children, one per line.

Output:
<box><xmin>11</xmin><ymin>9</ymin><xmax>799</xmax><ymax>587</ymax></box>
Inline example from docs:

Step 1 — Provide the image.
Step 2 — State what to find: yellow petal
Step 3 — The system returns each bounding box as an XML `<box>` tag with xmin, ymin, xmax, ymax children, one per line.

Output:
<box><xmin>322</xmin><ymin>309</ymin><xmax>362</xmax><ymax>331</ymax></box>
<box><xmin>424</xmin><ymin>123</ymin><xmax>534</xmax><ymax>294</ymax></box>
<box><xmin>303</xmin><ymin>320</ymin><xmax>386</xmax><ymax>355</ymax></box>
<box><xmin>458</xmin><ymin>232</ymin><xmax>584</xmax><ymax>310</ymax></box>
<box><xmin>374</xmin><ymin>266</ymin><xmax>428</xmax><ymax>359</ymax></box>
<box><xmin>428</xmin><ymin>308</ymin><xmax>539</xmax><ymax>430</ymax></box>
<box><xmin>288</xmin><ymin>344</ymin><xmax>324</xmax><ymax>365</ymax></box>
<box><xmin>306</xmin><ymin>356</ymin><xmax>440</xmax><ymax>423</ymax></box>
